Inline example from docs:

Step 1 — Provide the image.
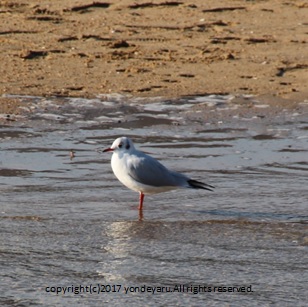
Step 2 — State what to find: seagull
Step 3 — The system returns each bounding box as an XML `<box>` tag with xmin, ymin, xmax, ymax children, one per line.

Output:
<box><xmin>103</xmin><ymin>137</ymin><xmax>214</xmax><ymax>210</ymax></box>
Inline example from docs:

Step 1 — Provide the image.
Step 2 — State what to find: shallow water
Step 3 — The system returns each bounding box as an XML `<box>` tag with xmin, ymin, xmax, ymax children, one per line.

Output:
<box><xmin>1</xmin><ymin>94</ymin><xmax>307</xmax><ymax>306</ymax></box>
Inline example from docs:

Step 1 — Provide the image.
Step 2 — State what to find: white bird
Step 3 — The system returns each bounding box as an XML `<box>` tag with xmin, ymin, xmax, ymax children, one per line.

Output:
<box><xmin>103</xmin><ymin>137</ymin><xmax>214</xmax><ymax>210</ymax></box>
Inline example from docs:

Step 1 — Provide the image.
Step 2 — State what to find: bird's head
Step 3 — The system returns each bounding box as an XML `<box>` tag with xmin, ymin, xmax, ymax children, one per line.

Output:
<box><xmin>103</xmin><ymin>137</ymin><xmax>135</xmax><ymax>154</ymax></box>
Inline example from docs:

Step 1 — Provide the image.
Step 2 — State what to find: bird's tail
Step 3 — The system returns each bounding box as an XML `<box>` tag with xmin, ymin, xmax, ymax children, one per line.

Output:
<box><xmin>188</xmin><ymin>179</ymin><xmax>214</xmax><ymax>191</ymax></box>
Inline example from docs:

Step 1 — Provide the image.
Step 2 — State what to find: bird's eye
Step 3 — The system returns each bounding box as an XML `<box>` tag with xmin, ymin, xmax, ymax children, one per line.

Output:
<box><xmin>118</xmin><ymin>143</ymin><xmax>123</xmax><ymax>148</ymax></box>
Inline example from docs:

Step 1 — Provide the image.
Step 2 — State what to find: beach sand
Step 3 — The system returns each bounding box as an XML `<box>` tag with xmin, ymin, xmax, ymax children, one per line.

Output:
<box><xmin>0</xmin><ymin>0</ymin><xmax>307</xmax><ymax>113</ymax></box>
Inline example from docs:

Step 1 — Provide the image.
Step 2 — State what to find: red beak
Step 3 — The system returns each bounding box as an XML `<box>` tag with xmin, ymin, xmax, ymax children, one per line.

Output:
<box><xmin>103</xmin><ymin>148</ymin><xmax>113</xmax><ymax>152</ymax></box>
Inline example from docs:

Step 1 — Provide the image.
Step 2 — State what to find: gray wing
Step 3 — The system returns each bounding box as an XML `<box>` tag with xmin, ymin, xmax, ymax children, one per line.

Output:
<box><xmin>127</xmin><ymin>152</ymin><xmax>188</xmax><ymax>187</ymax></box>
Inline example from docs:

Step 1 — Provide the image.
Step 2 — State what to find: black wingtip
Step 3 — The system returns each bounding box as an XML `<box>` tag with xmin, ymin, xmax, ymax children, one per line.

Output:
<box><xmin>188</xmin><ymin>179</ymin><xmax>215</xmax><ymax>191</ymax></box>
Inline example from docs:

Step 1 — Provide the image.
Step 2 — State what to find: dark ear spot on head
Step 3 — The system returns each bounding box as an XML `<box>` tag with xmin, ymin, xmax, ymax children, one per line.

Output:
<box><xmin>125</xmin><ymin>143</ymin><xmax>130</xmax><ymax>150</ymax></box>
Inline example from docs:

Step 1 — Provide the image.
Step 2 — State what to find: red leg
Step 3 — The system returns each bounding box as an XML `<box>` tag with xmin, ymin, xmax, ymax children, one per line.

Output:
<box><xmin>138</xmin><ymin>192</ymin><xmax>144</xmax><ymax>210</ymax></box>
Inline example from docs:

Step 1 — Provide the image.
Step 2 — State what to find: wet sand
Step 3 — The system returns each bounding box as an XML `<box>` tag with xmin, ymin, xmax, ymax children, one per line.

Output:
<box><xmin>0</xmin><ymin>0</ymin><xmax>308</xmax><ymax>114</ymax></box>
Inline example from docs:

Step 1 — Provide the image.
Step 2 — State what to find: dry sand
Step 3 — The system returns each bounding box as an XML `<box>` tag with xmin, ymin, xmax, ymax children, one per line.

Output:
<box><xmin>0</xmin><ymin>0</ymin><xmax>307</xmax><ymax>114</ymax></box>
